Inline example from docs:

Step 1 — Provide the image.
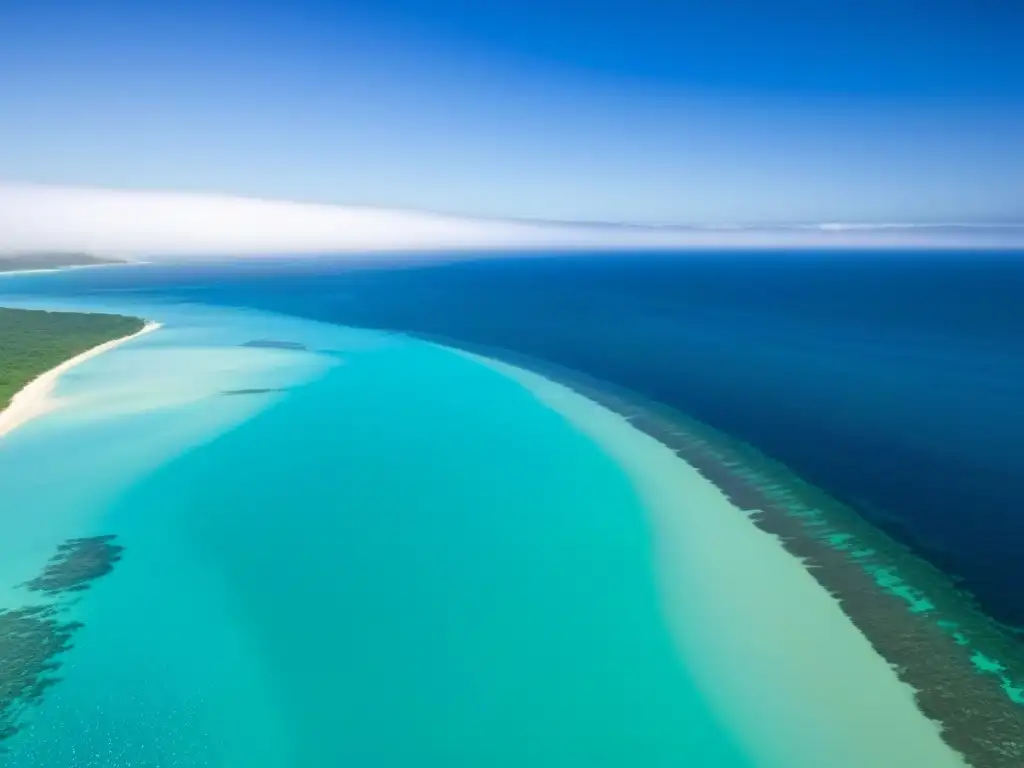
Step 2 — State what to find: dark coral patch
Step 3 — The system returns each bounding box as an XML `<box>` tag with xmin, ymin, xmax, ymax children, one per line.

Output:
<box><xmin>1</xmin><ymin>535</ymin><xmax>124</xmax><ymax>748</ymax></box>
<box><xmin>23</xmin><ymin>535</ymin><xmax>124</xmax><ymax>597</ymax></box>
<box><xmin>240</xmin><ymin>339</ymin><xmax>307</xmax><ymax>351</ymax></box>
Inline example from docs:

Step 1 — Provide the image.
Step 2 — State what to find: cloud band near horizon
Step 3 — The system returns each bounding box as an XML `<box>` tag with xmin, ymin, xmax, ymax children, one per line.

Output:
<box><xmin>2</xmin><ymin>183</ymin><xmax>1022</xmax><ymax>258</ymax></box>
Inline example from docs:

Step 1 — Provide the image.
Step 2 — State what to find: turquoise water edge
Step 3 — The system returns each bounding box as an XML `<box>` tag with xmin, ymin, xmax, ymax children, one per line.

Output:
<box><xmin>0</xmin><ymin>300</ymin><xmax>752</xmax><ymax>766</ymax></box>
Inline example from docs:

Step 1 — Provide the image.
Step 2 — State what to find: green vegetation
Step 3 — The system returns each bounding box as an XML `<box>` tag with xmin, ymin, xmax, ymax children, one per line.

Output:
<box><xmin>0</xmin><ymin>252</ymin><xmax>125</xmax><ymax>273</ymax></box>
<box><xmin>0</xmin><ymin>308</ymin><xmax>144</xmax><ymax>411</ymax></box>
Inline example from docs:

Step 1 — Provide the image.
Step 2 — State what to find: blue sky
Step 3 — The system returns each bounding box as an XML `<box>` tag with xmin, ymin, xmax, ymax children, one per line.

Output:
<box><xmin>1</xmin><ymin>0</ymin><xmax>1022</xmax><ymax>224</ymax></box>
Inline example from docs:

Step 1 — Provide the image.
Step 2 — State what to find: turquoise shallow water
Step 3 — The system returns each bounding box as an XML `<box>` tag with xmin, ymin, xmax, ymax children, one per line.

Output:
<box><xmin>0</xmin><ymin>301</ymin><xmax>751</xmax><ymax>766</ymax></box>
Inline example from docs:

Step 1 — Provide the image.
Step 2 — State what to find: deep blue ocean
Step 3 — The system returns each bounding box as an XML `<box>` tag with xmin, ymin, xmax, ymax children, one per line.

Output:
<box><xmin>4</xmin><ymin>249</ymin><xmax>1024</xmax><ymax>633</ymax></box>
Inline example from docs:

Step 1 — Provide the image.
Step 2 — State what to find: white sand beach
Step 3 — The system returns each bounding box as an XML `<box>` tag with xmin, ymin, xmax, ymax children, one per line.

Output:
<box><xmin>468</xmin><ymin>353</ymin><xmax>966</xmax><ymax>768</ymax></box>
<box><xmin>0</xmin><ymin>321</ymin><xmax>160</xmax><ymax>440</ymax></box>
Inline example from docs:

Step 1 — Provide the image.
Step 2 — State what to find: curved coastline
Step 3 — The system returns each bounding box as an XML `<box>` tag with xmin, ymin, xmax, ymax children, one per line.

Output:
<box><xmin>0</xmin><ymin>321</ymin><xmax>161</xmax><ymax>440</ymax></box>
<box><xmin>459</xmin><ymin>348</ymin><xmax>967</xmax><ymax>767</ymax></box>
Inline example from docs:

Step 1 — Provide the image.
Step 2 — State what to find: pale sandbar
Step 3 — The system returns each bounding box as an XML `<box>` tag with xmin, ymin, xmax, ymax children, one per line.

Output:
<box><xmin>464</xmin><ymin>351</ymin><xmax>966</xmax><ymax>768</ymax></box>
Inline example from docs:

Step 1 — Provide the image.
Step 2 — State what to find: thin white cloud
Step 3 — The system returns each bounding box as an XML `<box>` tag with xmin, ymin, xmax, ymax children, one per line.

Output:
<box><xmin>0</xmin><ymin>183</ymin><xmax>1020</xmax><ymax>257</ymax></box>
<box><xmin>809</xmin><ymin>222</ymin><xmax>1024</xmax><ymax>232</ymax></box>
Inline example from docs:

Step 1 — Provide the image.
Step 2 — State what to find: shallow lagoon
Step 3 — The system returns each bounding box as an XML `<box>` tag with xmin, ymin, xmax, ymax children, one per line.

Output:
<box><xmin>0</xmin><ymin>299</ymin><xmax>753</xmax><ymax>766</ymax></box>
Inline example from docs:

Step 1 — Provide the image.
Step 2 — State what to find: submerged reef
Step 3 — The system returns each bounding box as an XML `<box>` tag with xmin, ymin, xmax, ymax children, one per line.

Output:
<box><xmin>0</xmin><ymin>606</ymin><xmax>78</xmax><ymax>743</ymax></box>
<box><xmin>241</xmin><ymin>339</ymin><xmax>308</xmax><ymax>351</ymax></box>
<box><xmin>0</xmin><ymin>535</ymin><xmax>123</xmax><ymax>747</ymax></box>
<box><xmin>556</xmin><ymin>369</ymin><xmax>1024</xmax><ymax>767</ymax></box>
<box><xmin>23</xmin><ymin>535</ymin><xmax>124</xmax><ymax>596</ymax></box>
<box><xmin>221</xmin><ymin>387</ymin><xmax>287</xmax><ymax>396</ymax></box>
<box><xmin>317</xmin><ymin>349</ymin><xmax>348</xmax><ymax>360</ymax></box>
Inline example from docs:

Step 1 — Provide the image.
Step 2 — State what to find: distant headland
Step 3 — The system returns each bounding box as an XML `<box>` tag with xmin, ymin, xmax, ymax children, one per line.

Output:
<box><xmin>0</xmin><ymin>252</ymin><xmax>129</xmax><ymax>274</ymax></box>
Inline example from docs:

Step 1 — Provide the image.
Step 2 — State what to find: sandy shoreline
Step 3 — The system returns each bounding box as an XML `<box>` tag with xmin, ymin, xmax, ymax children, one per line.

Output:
<box><xmin>464</xmin><ymin>350</ymin><xmax>966</xmax><ymax>768</ymax></box>
<box><xmin>0</xmin><ymin>321</ymin><xmax>161</xmax><ymax>440</ymax></box>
